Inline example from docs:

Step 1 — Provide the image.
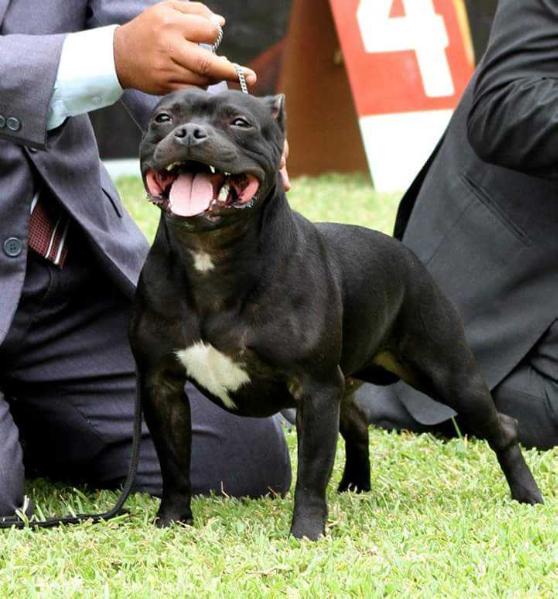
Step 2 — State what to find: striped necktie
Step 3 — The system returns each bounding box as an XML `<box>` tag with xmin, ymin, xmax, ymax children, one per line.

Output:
<box><xmin>28</xmin><ymin>192</ymin><xmax>70</xmax><ymax>267</ymax></box>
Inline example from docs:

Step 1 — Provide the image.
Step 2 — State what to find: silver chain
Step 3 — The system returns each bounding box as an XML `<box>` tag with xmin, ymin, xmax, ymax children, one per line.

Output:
<box><xmin>211</xmin><ymin>25</ymin><xmax>223</xmax><ymax>53</ymax></box>
<box><xmin>233</xmin><ymin>64</ymin><xmax>249</xmax><ymax>94</ymax></box>
<box><xmin>210</xmin><ymin>25</ymin><xmax>249</xmax><ymax>94</ymax></box>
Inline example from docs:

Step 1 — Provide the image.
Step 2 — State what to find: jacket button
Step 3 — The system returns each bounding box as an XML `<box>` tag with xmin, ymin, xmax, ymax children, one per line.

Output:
<box><xmin>3</xmin><ymin>237</ymin><xmax>23</xmax><ymax>258</ymax></box>
<box><xmin>6</xmin><ymin>117</ymin><xmax>21</xmax><ymax>132</ymax></box>
<box><xmin>0</xmin><ymin>115</ymin><xmax>5</xmax><ymax>129</ymax></box>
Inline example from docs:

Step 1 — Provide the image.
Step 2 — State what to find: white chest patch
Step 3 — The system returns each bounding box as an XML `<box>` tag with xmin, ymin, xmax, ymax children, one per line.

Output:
<box><xmin>190</xmin><ymin>251</ymin><xmax>214</xmax><ymax>273</ymax></box>
<box><xmin>176</xmin><ymin>342</ymin><xmax>250</xmax><ymax>409</ymax></box>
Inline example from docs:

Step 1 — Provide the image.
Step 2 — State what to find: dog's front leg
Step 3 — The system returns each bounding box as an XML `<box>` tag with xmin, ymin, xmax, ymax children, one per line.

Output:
<box><xmin>291</xmin><ymin>370</ymin><xmax>344</xmax><ymax>540</ymax></box>
<box><xmin>139</xmin><ymin>368</ymin><xmax>193</xmax><ymax>527</ymax></box>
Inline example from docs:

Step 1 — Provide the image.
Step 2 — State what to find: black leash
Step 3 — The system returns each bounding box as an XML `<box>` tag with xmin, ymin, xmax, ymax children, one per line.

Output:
<box><xmin>0</xmin><ymin>390</ymin><xmax>142</xmax><ymax>530</ymax></box>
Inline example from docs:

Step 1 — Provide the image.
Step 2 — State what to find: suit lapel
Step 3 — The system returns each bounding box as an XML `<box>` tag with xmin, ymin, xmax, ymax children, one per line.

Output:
<box><xmin>0</xmin><ymin>0</ymin><xmax>11</xmax><ymax>26</ymax></box>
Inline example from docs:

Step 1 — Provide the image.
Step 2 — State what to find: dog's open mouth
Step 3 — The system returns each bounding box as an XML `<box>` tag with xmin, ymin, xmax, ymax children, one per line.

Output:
<box><xmin>145</xmin><ymin>161</ymin><xmax>261</xmax><ymax>218</ymax></box>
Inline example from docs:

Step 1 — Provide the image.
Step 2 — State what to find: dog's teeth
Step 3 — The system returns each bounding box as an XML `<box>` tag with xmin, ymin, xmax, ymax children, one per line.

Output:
<box><xmin>224</xmin><ymin>171</ymin><xmax>231</xmax><ymax>177</ymax></box>
<box><xmin>218</xmin><ymin>184</ymin><xmax>230</xmax><ymax>203</ymax></box>
<box><xmin>165</xmin><ymin>162</ymin><xmax>178</xmax><ymax>172</ymax></box>
<box><xmin>209</xmin><ymin>165</ymin><xmax>216</xmax><ymax>174</ymax></box>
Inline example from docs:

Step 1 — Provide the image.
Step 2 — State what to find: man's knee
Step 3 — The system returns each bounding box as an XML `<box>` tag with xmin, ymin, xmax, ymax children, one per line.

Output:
<box><xmin>355</xmin><ymin>384</ymin><xmax>428</xmax><ymax>432</ymax></box>
<box><xmin>129</xmin><ymin>417</ymin><xmax>292</xmax><ymax>499</ymax></box>
<box><xmin>103</xmin><ymin>385</ymin><xmax>293</xmax><ymax>500</ymax></box>
<box><xmin>493</xmin><ymin>365</ymin><xmax>558</xmax><ymax>450</ymax></box>
<box><xmin>189</xmin><ymin>386</ymin><xmax>292</xmax><ymax>498</ymax></box>
<box><xmin>233</xmin><ymin>413</ymin><xmax>291</xmax><ymax>498</ymax></box>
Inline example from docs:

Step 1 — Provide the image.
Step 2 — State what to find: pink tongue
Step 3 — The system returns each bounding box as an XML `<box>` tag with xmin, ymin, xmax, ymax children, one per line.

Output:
<box><xmin>169</xmin><ymin>173</ymin><xmax>214</xmax><ymax>217</ymax></box>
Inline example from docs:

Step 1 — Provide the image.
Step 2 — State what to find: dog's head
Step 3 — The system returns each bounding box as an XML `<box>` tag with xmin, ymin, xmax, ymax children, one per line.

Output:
<box><xmin>140</xmin><ymin>89</ymin><xmax>286</xmax><ymax>230</ymax></box>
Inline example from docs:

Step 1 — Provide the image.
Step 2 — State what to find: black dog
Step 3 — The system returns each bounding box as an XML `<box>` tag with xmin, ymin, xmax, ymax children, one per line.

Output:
<box><xmin>131</xmin><ymin>89</ymin><xmax>543</xmax><ymax>540</ymax></box>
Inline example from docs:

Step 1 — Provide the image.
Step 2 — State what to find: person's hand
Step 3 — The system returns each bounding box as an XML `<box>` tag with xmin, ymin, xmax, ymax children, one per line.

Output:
<box><xmin>113</xmin><ymin>1</ymin><xmax>257</xmax><ymax>94</ymax></box>
<box><xmin>280</xmin><ymin>140</ymin><xmax>291</xmax><ymax>191</ymax></box>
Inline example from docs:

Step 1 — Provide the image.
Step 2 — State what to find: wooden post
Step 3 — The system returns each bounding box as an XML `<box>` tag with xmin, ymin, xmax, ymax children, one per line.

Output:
<box><xmin>278</xmin><ymin>0</ymin><xmax>369</xmax><ymax>177</ymax></box>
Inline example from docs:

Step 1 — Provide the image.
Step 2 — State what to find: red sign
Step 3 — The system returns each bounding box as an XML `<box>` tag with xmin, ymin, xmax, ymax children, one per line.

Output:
<box><xmin>329</xmin><ymin>0</ymin><xmax>474</xmax><ymax>117</ymax></box>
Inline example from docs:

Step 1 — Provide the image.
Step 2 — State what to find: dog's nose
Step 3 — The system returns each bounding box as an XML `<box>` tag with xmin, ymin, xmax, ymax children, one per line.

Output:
<box><xmin>174</xmin><ymin>123</ymin><xmax>209</xmax><ymax>145</ymax></box>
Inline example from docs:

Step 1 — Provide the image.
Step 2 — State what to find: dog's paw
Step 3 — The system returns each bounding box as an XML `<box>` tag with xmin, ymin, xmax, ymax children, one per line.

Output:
<box><xmin>511</xmin><ymin>485</ymin><xmax>544</xmax><ymax>506</ymax></box>
<box><xmin>337</xmin><ymin>477</ymin><xmax>371</xmax><ymax>494</ymax></box>
<box><xmin>290</xmin><ymin>517</ymin><xmax>326</xmax><ymax>541</ymax></box>
<box><xmin>155</xmin><ymin>509</ymin><xmax>194</xmax><ymax>528</ymax></box>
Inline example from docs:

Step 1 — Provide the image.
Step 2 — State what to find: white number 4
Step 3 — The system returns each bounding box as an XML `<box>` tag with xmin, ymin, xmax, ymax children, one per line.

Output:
<box><xmin>357</xmin><ymin>0</ymin><xmax>454</xmax><ymax>98</ymax></box>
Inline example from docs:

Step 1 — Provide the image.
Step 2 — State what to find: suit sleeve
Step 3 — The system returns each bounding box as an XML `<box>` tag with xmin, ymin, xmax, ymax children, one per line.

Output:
<box><xmin>86</xmin><ymin>0</ymin><xmax>161</xmax><ymax>131</ymax></box>
<box><xmin>0</xmin><ymin>34</ymin><xmax>65</xmax><ymax>148</ymax></box>
<box><xmin>47</xmin><ymin>25</ymin><xmax>124</xmax><ymax>131</ymax></box>
<box><xmin>0</xmin><ymin>1</ymin><xmax>155</xmax><ymax>148</ymax></box>
<box><xmin>467</xmin><ymin>0</ymin><xmax>558</xmax><ymax>179</ymax></box>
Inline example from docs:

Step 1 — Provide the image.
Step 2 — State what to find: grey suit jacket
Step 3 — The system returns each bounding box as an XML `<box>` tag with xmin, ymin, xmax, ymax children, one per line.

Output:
<box><xmin>392</xmin><ymin>0</ymin><xmax>558</xmax><ymax>424</ymax></box>
<box><xmin>0</xmin><ymin>0</ymin><xmax>159</xmax><ymax>344</ymax></box>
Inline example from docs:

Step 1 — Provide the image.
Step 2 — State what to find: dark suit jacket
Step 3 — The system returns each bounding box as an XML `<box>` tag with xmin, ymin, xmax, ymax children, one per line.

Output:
<box><xmin>0</xmin><ymin>0</ymin><xmax>161</xmax><ymax>345</ymax></box>
<box><xmin>392</xmin><ymin>0</ymin><xmax>558</xmax><ymax>424</ymax></box>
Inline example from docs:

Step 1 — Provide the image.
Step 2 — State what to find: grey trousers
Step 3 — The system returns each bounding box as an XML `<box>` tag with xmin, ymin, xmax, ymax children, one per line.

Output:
<box><xmin>0</xmin><ymin>246</ymin><xmax>291</xmax><ymax>517</ymax></box>
<box><xmin>356</xmin><ymin>320</ymin><xmax>558</xmax><ymax>450</ymax></box>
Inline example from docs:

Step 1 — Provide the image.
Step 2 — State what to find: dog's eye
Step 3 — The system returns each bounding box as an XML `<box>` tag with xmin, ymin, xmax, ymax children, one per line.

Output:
<box><xmin>232</xmin><ymin>117</ymin><xmax>251</xmax><ymax>128</ymax></box>
<box><xmin>155</xmin><ymin>113</ymin><xmax>172</xmax><ymax>124</ymax></box>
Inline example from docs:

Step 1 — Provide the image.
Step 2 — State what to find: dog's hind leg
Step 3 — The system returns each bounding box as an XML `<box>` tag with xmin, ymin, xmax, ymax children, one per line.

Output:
<box><xmin>393</xmin><ymin>294</ymin><xmax>543</xmax><ymax>505</ymax></box>
<box><xmin>417</xmin><ymin>353</ymin><xmax>542</xmax><ymax>504</ymax></box>
<box><xmin>338</xmin><ymin>382</ymin><xmax>371</xmax><ymax>493</ymax></box>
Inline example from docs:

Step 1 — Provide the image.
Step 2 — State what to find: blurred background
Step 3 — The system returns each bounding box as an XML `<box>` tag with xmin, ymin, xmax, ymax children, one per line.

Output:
<box><xmin>95</xmin><ymin>0</ymin><xmax>497</xmax><ymax>190</ymax></box>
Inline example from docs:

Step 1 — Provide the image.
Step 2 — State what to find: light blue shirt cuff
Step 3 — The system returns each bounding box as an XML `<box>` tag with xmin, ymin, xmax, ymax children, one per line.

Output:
<box><xmin>47</xmin><ymin>25</ymin><xmax>123</xmax><ymax>131</ymax></box>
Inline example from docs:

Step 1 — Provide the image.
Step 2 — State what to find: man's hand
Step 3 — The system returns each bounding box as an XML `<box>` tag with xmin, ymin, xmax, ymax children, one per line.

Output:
<box><xmin>280</xmin><ymin>140</ymin><xmax>291</xmax><ymax>192</ymax></box>
<box><xmin>113</xmin><ymin>1</ymin><xmax>256</xmax><ymax>94</ymax></box>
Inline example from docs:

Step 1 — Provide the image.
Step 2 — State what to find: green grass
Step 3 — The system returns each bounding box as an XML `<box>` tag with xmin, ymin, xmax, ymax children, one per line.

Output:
<box><xmin>1</xmin><ymin>174</ymin><xmax>557</xmax><ymax>597</ymax></box>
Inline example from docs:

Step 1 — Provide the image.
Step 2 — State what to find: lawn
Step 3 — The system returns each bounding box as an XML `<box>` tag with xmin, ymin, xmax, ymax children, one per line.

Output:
<box><xmin>1</xmin><ymin>174</ymin><xmax>557</xmax><ymax>597</ymax></box>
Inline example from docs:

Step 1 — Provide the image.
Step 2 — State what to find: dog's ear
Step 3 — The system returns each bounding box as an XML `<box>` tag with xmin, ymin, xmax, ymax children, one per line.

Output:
<box><xmin>263</xmin><ymin>94</ymin><xmax>286</xmax><ymax>133</ymax></box>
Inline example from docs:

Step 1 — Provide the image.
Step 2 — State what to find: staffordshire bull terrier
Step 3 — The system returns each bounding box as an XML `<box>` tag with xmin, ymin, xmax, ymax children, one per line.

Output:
<box><xmin>131</xmin><ymin>89</ymin><xmax>543</xmax><ymax>540</ymax></box>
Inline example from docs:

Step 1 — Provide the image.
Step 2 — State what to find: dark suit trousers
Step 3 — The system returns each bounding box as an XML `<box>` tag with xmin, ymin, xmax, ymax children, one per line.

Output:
<box><xmin>0</xmin><ymin>245</ymin><xmax>291</xmax><ymax>517</ymax></box>
<box><xmin>357</xmin><ymin>321</ymin><xmax>558</xmax><ymax>450</ymax></box>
